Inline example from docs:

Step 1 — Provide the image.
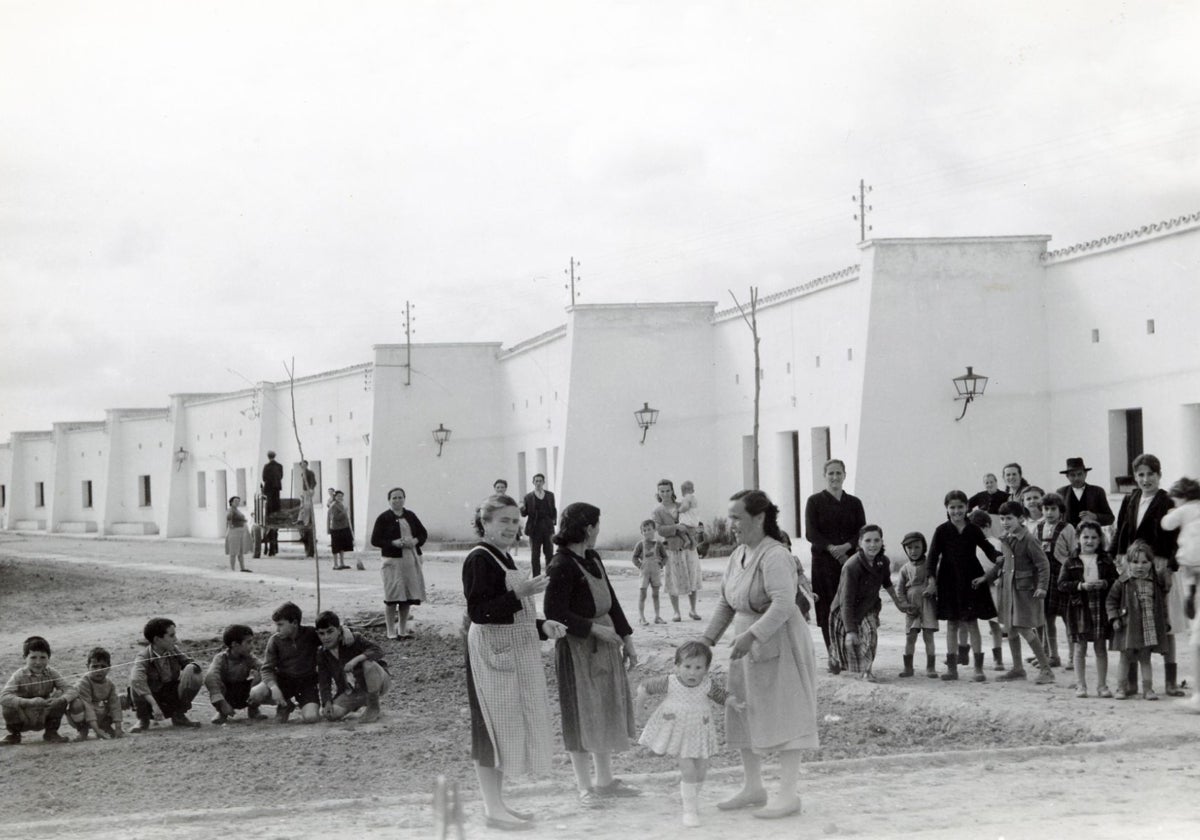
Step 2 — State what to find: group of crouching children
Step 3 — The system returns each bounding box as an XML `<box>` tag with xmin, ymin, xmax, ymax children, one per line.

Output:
<box><xmin>1</xmin><ymin>602</ymin><xmax>390</xmax><ymax>745</ymax></box>
<box><xmin>833</xmin><ymin>477</ymin><xmax>1200</xmax><ymax>707</ymax></box>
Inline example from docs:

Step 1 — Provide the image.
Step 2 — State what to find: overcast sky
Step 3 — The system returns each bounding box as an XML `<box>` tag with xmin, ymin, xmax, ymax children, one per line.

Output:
<box><xmin>2</xmin><ymin>0</ymin><xmax>1197</xmax><ymax>439</ymax></box>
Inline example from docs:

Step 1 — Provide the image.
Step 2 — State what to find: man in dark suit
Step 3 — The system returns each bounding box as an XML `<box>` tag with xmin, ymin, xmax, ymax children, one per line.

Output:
<box><xmin>520</xmin><ymin>474</ymin><xmax>556</xmax><ymax>577</ymax></box>
<box><xmin>1055</xmin><ymin>457</ymin><xmax>1115</xmax><ymax>528</ymax></box>
<box><xmin>262</xmin><ymin>451</ymin><xmax>283</xmax><ymax>556</ymax></box>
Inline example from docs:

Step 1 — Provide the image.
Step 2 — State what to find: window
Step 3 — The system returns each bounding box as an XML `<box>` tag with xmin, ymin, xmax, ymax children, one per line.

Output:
<box><xmin>35</xmin><ymin>482</ymin><xmax>45</xmax><ymax>508</ymax></box>
<box><xmin>1</xmin><ymin>484</ymin><xmax>7</xmax><ymax>507</ymax></box>
<box><xmin>735</xmin><ymin>374</ymin><xmax>740</xmax><ymax>384</ymax></box>
<box><xmin>1147</xmin><ymin>319</ymin><xmax>1156</xmax><ymax>335</ymax></box>
<box><xmin>138</xmin><ymin>475</ymin><xmax>152</xmax><ymax>507</ymax></box>
<box><xmin>815</xmin><ymin>355</ymin><xmax>821</xmax><ymax>368</ymax></box>
<box><xmin>82</xmin><ymin>480</ymin><xmax>93</xmax><ymax>509</ymax></box>
<box><xmin>847</xmin><ymin>348</ymin><xmax>854</xmax><ymax>361</ymax></box>
<box><xmin>1108</xmin><ymin>408</ymin><xmax>1144</xmax><ymax>492</ymax></box>
<box><xmin>786</xmin><ymin>362</ymin><xmax>791</xmax><ymax>374</ymax></box>
<box><xmin>1091</xmin><ymin>329</ymin><xmax>1100</xmax><ymax>343</ymax></box>
<box><xmin>196</xmin><ymin>472</ymin><xmax>207</xmax><ymax>508</ymax></box>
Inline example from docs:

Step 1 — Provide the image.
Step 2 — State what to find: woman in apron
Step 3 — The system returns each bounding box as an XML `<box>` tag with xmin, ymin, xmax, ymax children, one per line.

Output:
<box><xmin>370</xmin><ymin>487</ymin><xmax>428</xmax><ymax>640</ymax></box>
<box><xmin>700</xmin><ymin>489</ymin><xmax>819</xmax><ymax>820</ymax></box>
<box><xmin>463</xmin><ymin>493</ymin><xmax>566</xmax><ymax>831</ymax></box>
<box><xmin>544</xmin><ymin>502</ymin><xmax>640</xmax><ymax>807</ymax></box>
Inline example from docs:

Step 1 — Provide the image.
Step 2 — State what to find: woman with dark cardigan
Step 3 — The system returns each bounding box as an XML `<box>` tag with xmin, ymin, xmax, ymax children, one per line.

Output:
<box><xmin>926</xmin><ymin>489</ymin><xmax>1001</xmax><ymax>681</ymax></box>
<box><xmin>463</xmin><ymin>494</ymin><xmax>565</xmax><ymax>831</ymax></box>
<box><xmin>1112</xmin><ymin>453</ymin><xmax>1183</xmax><ymax>696</ymax></box>
<box><xmin>544</xmin><ymin>502</ymin><xmax>639</xmax><ymax>807</ymax></box>
<box><xmin>370</xmin><ymin>487</ymin><xmax>428</xmax><ymax>640</ymax></box>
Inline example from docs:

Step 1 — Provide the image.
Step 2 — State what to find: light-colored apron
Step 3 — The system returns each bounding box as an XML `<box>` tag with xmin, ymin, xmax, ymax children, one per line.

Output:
<box><xmin>563</xmin><ymin>554</ymin><xmax>634</xmax><ymax>753</ymax></box>
<box><xmin>466</xmin><ymin>544</ymin><xmax>553</xmax><ymax>776</ymax></box>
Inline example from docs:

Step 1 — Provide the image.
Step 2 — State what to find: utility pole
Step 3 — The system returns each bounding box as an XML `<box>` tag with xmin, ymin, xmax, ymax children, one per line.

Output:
<box><xmin>852</xmin><ymin>179</ymin><xmax>873</xmax><ymax>242</ymax></box>
<box><xmin>564</xmin><ymin>257</ymin><xmax>581</xmax><ymax>306</ymax></box>
<box><xmin>404</xmin><ymin>301</ymin><xmax>414</xmax><ymax>386</ymax></box>
<box><xmin>728</xmin><ymin>287</ymin><xmax>761</xmax><ymax>490</ymax></box>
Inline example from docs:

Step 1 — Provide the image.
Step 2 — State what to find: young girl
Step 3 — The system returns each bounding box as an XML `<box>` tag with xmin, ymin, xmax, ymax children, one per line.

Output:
<box><xmin>637</xmin><ymin>641</ymin><xmax>741</xmax><ymax>827</ymax></box>
<box><xmin>224</xmin><ymin>496</ymin><xmax>251</xmax><ymax>573</ymax></box>
<box><xmin>1002</xmin><ymin>462</ymin><xmax>1030</xmax><ymax>505</ymax></box>
<box><xmin>968</xmin><ymin>510</ymin><xmax>1007</xmax><ymax>671</ymax></box>
<box><xmin>1162</xmin><ymin>477</ymin><xmax>1200</xmax><ymax>711</ymax></box>
<box><xmin>828</xmin><ymin>525</ymin><xmax>911</xmax><ymax>681</ymax></box>
<box><xmin>327</xmin><ymin>490</ymin><xmax>355</xmax><ymax>571</ymax></box>
<box><xmin>929</xmin><ymin>491</ymin><xmax>1002</xmax><ymax>681</ymax></box>
<box><xmin>1036</xmin><ymin>493</ymin><xmax>1077</xmax><ymax>669</ymax></box>
<box><xmin>896</xmin><ymin>532</ymin><xmax>938</xmax><ymax>678</ymax></box>
<box><xmin>1058</xmin><ymin>520</ymin><xmax>1118</xmax><ymax>698</ymax></box>
<box><xmin>1107</xmin><ymin>539</ymin><xmax>1172</xmax><ymax>700</ymax></box>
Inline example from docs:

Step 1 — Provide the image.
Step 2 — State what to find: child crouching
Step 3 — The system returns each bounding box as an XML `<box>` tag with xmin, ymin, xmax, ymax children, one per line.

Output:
<box><xmin>206</xmin><ymin>624</ymin><xmax>266</xmax><ymax>724</ymax></box>
<box><xmin>636</xmin><ymin>641</ymin><xmax>742</xmax><ymax>828</ymax></box>
<box><xmin>315</xmin><ymin>610</ymin><xmax>390</xmax><ymax>723</ymax></box>
<box><xmin>1</xmin><ymin>636</ymin><xmax>76</xmax><ymax>745</ymax></box>
<box><xmin>69</xmin><ymin>647</ymin><xmax>125</xmax><ymax>740</ymax></box>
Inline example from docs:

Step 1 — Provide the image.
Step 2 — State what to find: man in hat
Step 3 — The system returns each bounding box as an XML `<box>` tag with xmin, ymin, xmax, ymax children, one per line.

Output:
<box><xmin>1055</xmin><ymin>457</ymin><xmax>1115</xmax><ymax>528</ymax></box>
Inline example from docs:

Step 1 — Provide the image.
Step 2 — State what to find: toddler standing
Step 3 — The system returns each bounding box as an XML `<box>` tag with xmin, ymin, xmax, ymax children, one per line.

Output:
<box><xmin>632</xmin><ymin>519</ymin><xmax>667</xmax><ymax>625</ymax></box>
<box><xmin>637</xmin><ymin>641</ymin><xmax>741</xmax><ymax>828</ymax></box>
<box><xmin>1058</xmin><ymin>521</ymin><xmax>1118</xmax><ymax>698</ymax></box>
<box><xmin>896</xmin><ymin>532</ymin><xmax>939</xmax><ymax>678</ymax></box>
<box><xmin>1107</xmin><ymin>540</ymin><xmax>1171</xmax><ymax>700</ymax></box>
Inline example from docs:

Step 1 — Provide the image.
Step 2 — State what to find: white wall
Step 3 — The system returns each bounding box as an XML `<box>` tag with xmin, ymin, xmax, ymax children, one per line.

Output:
<box><xmin>0</xmin><ymin>444</ymin><xmax>11</xmax><ymax>529</ymax></box>
<box><xmin>52</xmin><ymin>424</ymin><xmax>107</xmax><ymax>529</ymax></box>
<box><xmin>105</xmin><ymin>410</ymin><xmax>172</xmax><ymax>534</ymax></box>
<box><xmin>7</xmin><ymin>433</ymin><xmax>54</xmax><ymax>528</ymax></box>
<box><xmin>367</xmin><ymin>344</ymin><xmax>504</xmax><ymax>541</ymax></box>
<box><xmin>496</xmin><ymin>327</ymin><xmax>569</xmax><ymax>501</ymax></box>
<box><xmin>1044</xmin><ymin>224</ymin><xmax>1200</xmax><ymax>488</ymax></box>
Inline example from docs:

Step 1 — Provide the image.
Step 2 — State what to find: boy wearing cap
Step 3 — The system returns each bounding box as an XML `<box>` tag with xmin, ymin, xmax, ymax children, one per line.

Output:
<box><xmin>896</xmin><ymin>532</ymin><xmax>939</xmax><ymax>678</ymax></box>
<box><xmin>1056</xmin><ymin>457</ymin><xmax>1115</xmax><ymax>528</ymax></box>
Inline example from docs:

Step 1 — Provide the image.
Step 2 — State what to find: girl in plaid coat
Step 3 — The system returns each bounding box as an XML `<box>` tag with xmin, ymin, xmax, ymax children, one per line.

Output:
<box><xmin>1058</xmin><ymin>521</ymin><xmax>1118</xmax><ymax>697</ymax></box>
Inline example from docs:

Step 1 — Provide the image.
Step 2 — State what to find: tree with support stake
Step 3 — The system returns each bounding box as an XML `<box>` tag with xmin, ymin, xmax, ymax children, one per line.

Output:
<box><xmin>282</xmin><ymin>357</ymin><xmax>323</xmax><ymax>614</ymax></box>
<box><xmin>728</xmin><ymin>287</ymin><xmax>761</xmax><ymax>490</ymax></box>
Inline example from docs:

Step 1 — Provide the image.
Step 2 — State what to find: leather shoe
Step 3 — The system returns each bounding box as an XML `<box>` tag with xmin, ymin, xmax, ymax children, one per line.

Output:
<box><xmin>485</xmin><ymin>816</ymin><xmax>534</xmax><ymax>832</ymax></box>
<box><xmin>716</xmin><ymin>790</ymin><xmax>768</xmax><ymax>810</ymax></box>
<box><xmin>752</xmin><ymin>800</ymin><xmax>801</xmax><ymax>820</ymax></box>
<box><xmin>505</xmin><ymin>808</ymin><xmax>535</xmax><ymax>822</ymax></box>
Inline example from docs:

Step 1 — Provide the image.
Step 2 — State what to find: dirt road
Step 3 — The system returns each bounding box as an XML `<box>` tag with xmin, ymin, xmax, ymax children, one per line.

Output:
<box><xmin>1</xmin><ymin>533</ymin><xmax>1197</xmax><ymax>840</ymax></box>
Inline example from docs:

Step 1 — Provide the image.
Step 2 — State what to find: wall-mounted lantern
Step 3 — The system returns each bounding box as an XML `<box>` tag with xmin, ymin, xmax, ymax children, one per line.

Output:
<box><xmin>432</xmin><ymin>423</ymin><xmax>451</xmax><ymax>457</ymax></box>
<box><xmin>952</xmin><ymin>366</ymin><xmax>989</xmax><ymax>421</ymax></box>
<box><xmin>634</xmin><ymin>402</ymin><xmax>659</xmax><ymax>445</ymax></box>
<box><xmin>173</xmin><ymin>447</ymin><xmax>189</xmax><ymax>471</ymax></box>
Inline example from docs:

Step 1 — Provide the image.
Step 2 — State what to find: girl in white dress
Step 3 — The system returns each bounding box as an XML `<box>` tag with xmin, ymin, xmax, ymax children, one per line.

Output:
<box><xmin>637</xmin><ymin>640</ymin><xmax>741</xmax><ymax>828</ymax></box>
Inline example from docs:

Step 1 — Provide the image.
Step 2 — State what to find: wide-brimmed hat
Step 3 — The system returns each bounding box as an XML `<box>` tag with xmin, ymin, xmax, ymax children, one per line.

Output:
<box><xmin>1059</xmin><ymin>457</ymin><xmax>1092</xmax><ymax>474</ymax></box>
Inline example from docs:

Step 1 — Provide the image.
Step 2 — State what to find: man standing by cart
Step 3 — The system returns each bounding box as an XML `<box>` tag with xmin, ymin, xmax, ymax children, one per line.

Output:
<box><xmin>262</xmin><ymin>451</ymin><xmax>283</xmax><ymax>556</ymax></box>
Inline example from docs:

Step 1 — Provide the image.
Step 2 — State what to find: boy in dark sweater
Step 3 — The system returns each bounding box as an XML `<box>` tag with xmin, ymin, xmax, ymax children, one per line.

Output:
<box><xmin>315</xmin><ymin>610</ymin><xmax>390</xmax><ymax>723</ymax></box>
<box><xmin>249</xmin><ymin>602</ymin><xmax>322</xmax><ymax>724</ymax></box>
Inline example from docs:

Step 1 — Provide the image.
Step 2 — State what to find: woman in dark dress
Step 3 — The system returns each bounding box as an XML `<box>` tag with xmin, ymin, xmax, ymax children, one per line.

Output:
<box><xmin>1113</xmin><ymin>453</ymin><xmax>1183</xmax><ymax>696</ymax></box>
<box><xmin>370</xmin><ymin>487</ymin><xmax>428</xmax><ymax>640</ymax></box>
<box><xmin>927</xmin><ymin>489</ymin><xmax>1001</xmax><ymax>682</ymax></box>
<box><xmin>544</xmin><ymin>502</ymin><xmax>639</xmax><ymax>807</ymax></box>
<box><xmin>463</xmin><ymin>494</ymin><xmax>565</xmax><ymax>830</ymax></box>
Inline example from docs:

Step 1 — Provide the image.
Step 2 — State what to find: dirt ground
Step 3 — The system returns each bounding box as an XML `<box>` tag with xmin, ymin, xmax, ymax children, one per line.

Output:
<box><xmin>1</xmin><ymin>532</ymin><xmax>1198</xmax><ymax>840</ymax></box>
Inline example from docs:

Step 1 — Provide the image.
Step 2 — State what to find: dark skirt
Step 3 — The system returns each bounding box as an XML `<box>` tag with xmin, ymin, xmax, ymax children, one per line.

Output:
<box><xmin>463</xmin><ymin>646</ymin><xmax>497</xmax><ymax>767</ymax></box>
<box><xmin>935</xmin><ymin>555</ymin><xmax>997</xmax><ymax>622</ymax></box>
<box><xmin>1066</xmin><ymin>588</ymin><xmax>1112</xmax><ymax>643</ymax></box>
<box><xmin>1045</xmin><ymin>560</ymin><xmax>1065</xmax><ymax>617</ymax></box>
<box><xmin>329</xmin><ymin>527</ymin><xmax>354</xmax><ymax>553</ymax></box>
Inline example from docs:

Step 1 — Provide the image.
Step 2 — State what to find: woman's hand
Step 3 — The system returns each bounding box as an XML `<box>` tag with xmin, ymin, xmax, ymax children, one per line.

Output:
<box><xmin>1112</xmin><ymin>618</ymin><xmax>1123</xmax><ymax>632</ymax></box>
<box><xmin>1032</xmin><ymin>588</ymin><xmax>1046</xmax><ymax>598</ymax></box>
<box><xmin>971</xmin><ymin>575</ymin><xmax>987</xmax><ymax>589</ymax></box>
<box><xmin>729</xmin><ymin>631</ymin><xmax>755</xmax><ymax>660</ymax></box>
<box><xmin>923</xmin><ymin>582</ymin><xmax>937</xmax><ymax>598</ymax></box>
<box><xmin>391</xmin><ymin>538</ymin><xmax>406</xmax><ymax>549</ymax></box>
<box><xmin>513</xmin><ymin>574</ymin><xmax>548</xmax><ymax>599</ymax></box>
<box><xmin>591</xmin><ymin>624</ymin><xmax>622</xmax><ymax>645</ymax></box>
<box><xmin>622</xmin><ymin>637</ymin><xmax>638</xmax><ymax>669</ymax></box>
<box><xmin>542</xmin><ymin>619</ymin><xmax>567</xmax><ymax>640</ymax></box>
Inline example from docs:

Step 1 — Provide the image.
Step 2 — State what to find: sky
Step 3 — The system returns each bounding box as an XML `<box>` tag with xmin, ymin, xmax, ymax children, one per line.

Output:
<box><xmin>1</xmin><ymin>0</ymin><xmax>1197</xmax><ymax>439</ymax></box>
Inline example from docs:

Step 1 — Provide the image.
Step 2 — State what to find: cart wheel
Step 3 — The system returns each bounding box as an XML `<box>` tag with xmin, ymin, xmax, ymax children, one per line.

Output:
<box><xmin>252</xmin><ymin>525</ymin><xmax>263</xmax><ymax>559</ymax></box>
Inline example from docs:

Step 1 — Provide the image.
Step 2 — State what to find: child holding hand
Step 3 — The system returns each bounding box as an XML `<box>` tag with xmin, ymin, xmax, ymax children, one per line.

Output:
<box><xmin>637</xmin><ymin>641</ymin><xmax>742</xmax><ymax>828</ymax></box>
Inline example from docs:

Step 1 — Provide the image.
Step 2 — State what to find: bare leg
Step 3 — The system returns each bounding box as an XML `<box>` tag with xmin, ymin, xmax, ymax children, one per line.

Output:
<box><xmin>1095</xmin><ymin>640</ymin><xmax>1109</xmax><ymax>690</ymax></box>
<box><xmin>717</xmin><ymin>748</ymin><xmax>767</xmax><ymax>808</ymax></box>
<box><xmin>688</xmin><ymin>591</ymin><xmax>701</xmax><ymax>619</ymax></box>
<box><xmin>569</xmin><ymin>751</ymin><xmax>593</xmax><ymax>792</ymax></box>
<box><xmin>669</xmin><ymin>594</ymin><xmax>682</xmax><ymax>621</ymax></box>
<box><xmin>384</xmin><ymin>603</ymin><xmax>398</xmax><ymax>638</ymax></box>
<box><xmin>923</xmin><ymin>629</ymin><xmax>936</xmax><ymax>658</ymax></box>
<box><xmin>476</xmin><ymin>764</ymin><xmax>506</xmax><ymax>817</ymax></box>
<box><xmin>904</xmin><ymin>631</ymin><xmax>917</xmax><ymax>657</ymax></box>
<box><xmin>592</xmin><ymin>752</ymin><xmax>613</xmax><ymax>788</ymax></box>
<box><xmin>398</xmin><ymin>605</ymin><xmax>411</xmax><ymax>637</ymax></box>
<box><xmin>766</xmin><ymin>749</ymin><xmax>802</xmax><ymax>811</ymax></box>
<box><xmin>651</xmin><ymin>587</ymin><xmax>662</xmax><ymax>620</ymax></box>
<box><xmin>638</xmin><ymin>588</ymin><xmax>648</xmax><ymax>622</ymax></box>
<box><xmin>966</xmin><ymin>620</ymin><xmax>982</xmax><ymax>654</ymax></box>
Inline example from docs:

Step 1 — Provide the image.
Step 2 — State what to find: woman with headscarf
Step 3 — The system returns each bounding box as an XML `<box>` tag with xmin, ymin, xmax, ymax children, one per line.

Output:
<box><xmin>544</xmin><ymin>502</ymin><xmax>640</xmax><ymax>807</ymax></box>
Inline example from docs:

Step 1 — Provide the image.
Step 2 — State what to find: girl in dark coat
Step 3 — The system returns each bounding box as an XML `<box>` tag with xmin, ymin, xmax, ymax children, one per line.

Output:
<box><xmin>927</xmin><ymin>490</ymin><xmax>1001</xmax><ymax>681</ymax></box>
<box><xmin>1058</xmin><ymin>520</ymin><xmax>1119</xmax><ymax>698</ymax></box>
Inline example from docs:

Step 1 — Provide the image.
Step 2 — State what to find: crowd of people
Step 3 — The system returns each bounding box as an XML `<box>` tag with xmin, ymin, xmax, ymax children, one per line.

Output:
<box><xmin>4</xmin><ymin>456</ymin><xmax>1199</xmax><ymax>833</ymax></box>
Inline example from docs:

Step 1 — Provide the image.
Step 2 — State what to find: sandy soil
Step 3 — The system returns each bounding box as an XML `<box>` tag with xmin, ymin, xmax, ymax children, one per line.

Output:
<box><xmin>1</xmin><ymin>532</ymin><xmax>1198</xmax><ymax>840</ymax></box>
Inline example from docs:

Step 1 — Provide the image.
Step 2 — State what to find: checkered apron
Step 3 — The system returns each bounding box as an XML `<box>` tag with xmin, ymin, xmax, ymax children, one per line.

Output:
<box><xmin>466</xmin><ymin>545</ymin><xmax>553</xmax><ymax>776</ymax></box>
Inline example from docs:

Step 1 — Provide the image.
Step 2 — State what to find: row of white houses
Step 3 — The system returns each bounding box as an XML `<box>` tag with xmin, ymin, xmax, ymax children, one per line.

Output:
<box><xmin>2</xmin><ymin>212</ymin><xmax>1198</xmax><ymax>548</ymax></box>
